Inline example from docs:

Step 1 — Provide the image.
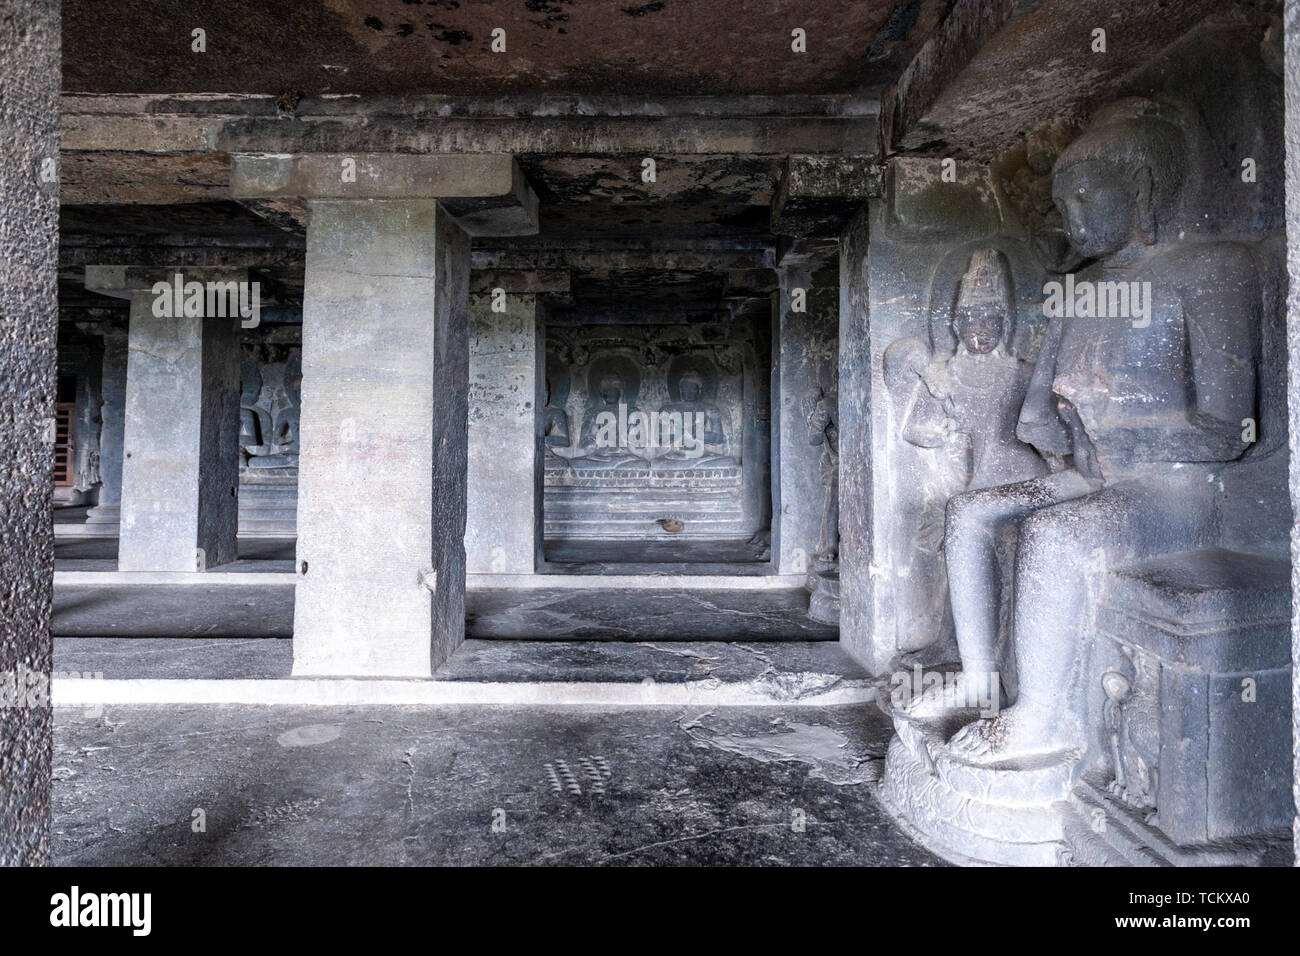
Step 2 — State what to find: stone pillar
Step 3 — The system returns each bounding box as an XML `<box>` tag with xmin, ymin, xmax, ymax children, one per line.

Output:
<box><xmin>293</xmin><ymin>202</ymin><xmax>469</xmax><ymax>676</ymax></box>
<box><xmin>1284</xmin><ymin>0</ymin><xmax>1300</xmax><ymax>865</ymax></box>
<box><xmin>0</xmin><ymin>0</ymin><xmax>57</xmax><ymax>866</ymax></box>
<box><xmin>85</xmin><ymin>268</ymin><xmax>243</xmax><ymax>572</ymax></box>
<box><xmin>85</xmin><ymin>326</ymin><xmax>127</xmax><ymax>526</ymax></box>
<box><xmin>466</xmin><ymin>292</ymin><xmax>542</xmax><ymax>574</ymax></box>
<box><xmin>772</xmin><ymin>263</ymin><xmax>837</xmax><ymax>575</ymax></box>
<box><xmin>232</xmin><ymin>153</ymin><xmax>538</xmax><ymax>676</ymax></box>
<box><xmin>838</xmin><ymin>206</ymin><xmax>874</xmax><ymax>668</ymax></box>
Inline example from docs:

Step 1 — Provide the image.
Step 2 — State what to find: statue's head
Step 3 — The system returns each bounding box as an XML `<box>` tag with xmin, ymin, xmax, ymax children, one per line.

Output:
<box><xmin>598</xmin><ymin>374</ymin><xmax>623</xmax><ymax>405</ymax></box>
<box><xmin>1052</xmin><ymin>99</ymin><xmax>1186</xmax><ymax>257</ymax></box>
<box><xmin>679</xmin><ymin>373</ymin><xmax>702</xmax><ymax>403</ymax></box>
<box><xmin>954</xmin><ymin>248</ymin><xmax>1012</xmax><ymax>355</ymax></box>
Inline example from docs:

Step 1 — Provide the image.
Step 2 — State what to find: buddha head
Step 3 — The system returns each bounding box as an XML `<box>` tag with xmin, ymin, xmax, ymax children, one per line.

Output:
<box><xmin>598</xmin><ymin>374</ymin><xmax>623</xmax><ymax>406</ymax></box>
<box><xmin>1052</xmin><ymin>99</ymin><xmax>1186</xmax><ymax>258</ymax></box>
<box><xmin>679</xmin><ymin>372</ymin><xmax>703</xmax><ymax>404</ymax></box>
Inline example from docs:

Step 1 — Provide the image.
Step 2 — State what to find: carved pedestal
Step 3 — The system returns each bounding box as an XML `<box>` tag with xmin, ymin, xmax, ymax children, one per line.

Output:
<box><xmin>880</xmin><ymin>548</ymin><xmax>1293</xmax><ymax>866</ymax></box>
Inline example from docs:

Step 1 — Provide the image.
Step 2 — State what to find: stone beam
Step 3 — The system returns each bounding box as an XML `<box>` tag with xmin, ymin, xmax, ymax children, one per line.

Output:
<box><xmin>878</xmin><ymin>0</ymin><xmax>1225</xmax><ymax>159</ymax></box>
<box><xmin>472</xmin><ymin>244</ymin><xmax>771</xmax><ymax>274</ymax></box>
<box><xmin>469</xmin><ymin>270</ymin><xmax>570</xmax><ymax>296</ymax></box>
<box><xmin>232</xmin><ymin>153</ymin><xmax>538</xmax><ymax>237</ymax></box>
<box><xmin>770</xmin><ymin>155</ymin><xmax>881</xmax><ymax>237</ymax></box>
<box><xmin>62</xmin><ymin>94</ymin><xmax>876</xmax><ymax>157</ymax></box>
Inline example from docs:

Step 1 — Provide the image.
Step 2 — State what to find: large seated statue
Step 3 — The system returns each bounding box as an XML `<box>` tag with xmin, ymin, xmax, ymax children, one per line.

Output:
<box><xmin>908</xmin><ymin>99</ymin><xmax>1261</xmax><ymax>766</ymax></box>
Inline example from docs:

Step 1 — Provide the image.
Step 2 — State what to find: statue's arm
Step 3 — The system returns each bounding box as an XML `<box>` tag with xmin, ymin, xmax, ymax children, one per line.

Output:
<box><xmin>1183</xmin><ymin>250</ymin><xmax>1258</xmax><ymax>455</ymax></box>
<box><xmin>1015</xmin><ymin>312</ymin><xmax>1070</xmax><ymax>456</ymax></box>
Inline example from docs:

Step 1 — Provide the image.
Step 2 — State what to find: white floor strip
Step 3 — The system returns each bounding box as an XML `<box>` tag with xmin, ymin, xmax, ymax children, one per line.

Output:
<box><xmin>52</xmin><ymin>677</ymin><xmax>874</xmax><ymax>707</ymax></box>
<box><xmin>55</xmin><ymin>571</ymin><xmax>807</xmax><ymax>590</ymax></box>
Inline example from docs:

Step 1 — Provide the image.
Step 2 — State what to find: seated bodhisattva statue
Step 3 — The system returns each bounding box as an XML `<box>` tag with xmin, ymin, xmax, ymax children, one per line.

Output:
<box><xmin>909</xmin><ymin>99</ymin><xmax>1260</xmax><ymax>765</ymax></box>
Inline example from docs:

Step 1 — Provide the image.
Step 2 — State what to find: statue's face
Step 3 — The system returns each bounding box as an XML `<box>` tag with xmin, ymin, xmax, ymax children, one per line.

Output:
<box><xmin>680</xmin><ymin>377</ymin><xmax>701</xmax><ymax>402</ymax></box>
<box><xmin>1052</xmin><ymin>160</ymin><xmax>1141</xmax><ymax>258</ymax></box>
<box><xmin>599</xmin><ymin>376</ymin><xmax>621</xmax><ymax>405</ymax></box>
<box><xmin>956</xmin><ymin>303</ymin><xmax>1003</xmax><ymax>355</ymax></box>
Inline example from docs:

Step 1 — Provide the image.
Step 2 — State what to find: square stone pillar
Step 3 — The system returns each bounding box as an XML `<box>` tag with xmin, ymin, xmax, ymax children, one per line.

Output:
<box><xmin>85</xmin><ymin>326</ymin><xmax>127</xmax><ymax>526</ymax></box>
<box><xmin>233</xmin><ymin>153</ymin><xmax>538</xmax><ymax>677</ymax></box>
<box><xmin>466</xmin><ymin>292</ymin><xmax>542</xmax><ymax>574</ymax></box>
<box><xmin>0</xmin><ymin>0</ymin><xmax>57</xmax><ymax>866</ymax></box>
<box><xmin>772</xmin><ymin>265</ymin><xmax>838</xmax><ymax>575</ymax></box>
<box><xmin>85</xmin><ymin>268</ymin><xmax>243</xmax><ymax>572</ymax></box>
<box><xmin>838</xmin><ymin>207</ymin><xmax>874</xmax><ymax>668</ymax></box>
<box><xmin>292</xmin><ymin>202</ymin><xmax>469</xmax><ymax>676</ymax></box>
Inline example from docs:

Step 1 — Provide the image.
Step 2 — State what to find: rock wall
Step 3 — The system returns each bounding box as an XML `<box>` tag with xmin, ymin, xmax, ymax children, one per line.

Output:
<box><xmin>0</xmin><ymin>0</ymin><xmax>58</xmax><ymax>866</ymax></box>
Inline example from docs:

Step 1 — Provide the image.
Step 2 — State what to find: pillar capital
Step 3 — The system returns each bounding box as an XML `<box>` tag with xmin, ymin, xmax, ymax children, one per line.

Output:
<box><xmin>231</xmin><ymin>153</ymin><xmax>539</xmax><ymax>237</ymax></box>
<box><xmin>771</xmin><ymin>155</ymin><xmax>880</xmax><ymax>239</ymax></box>
<box><xmin>84</xmin><ymin>264</ymin><xmax>251</xmax><ymax>299</ymax></box>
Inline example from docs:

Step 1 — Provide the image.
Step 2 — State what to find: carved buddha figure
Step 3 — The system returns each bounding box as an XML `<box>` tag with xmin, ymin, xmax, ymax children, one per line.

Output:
<box><xmin>655</xmin><ymin>371</ymin><xmax>735</xmax><ymax>469</ymax></box>
<box><xmin>565</xmin><ymin>373</ymin><xmax>645</xmax><ymax>469</ymax></box>
<box><xmin>911</xmin><ymin>100</ymin><xmax>1259</xmax><ymax>765</ymax></box>
<box><xmin>238</xmin><ymin>357</ymin><xmax>271</xmax><ymax>468</ymax></box>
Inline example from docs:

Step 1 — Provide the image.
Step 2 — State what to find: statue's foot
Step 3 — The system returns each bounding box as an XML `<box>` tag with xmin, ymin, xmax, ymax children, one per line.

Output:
<box><xmin>896</xmin><ymin>671</ymin><xmax>1000</xmax><ymax>721</ymax></box>
<box><xmin>945</xmin><ymin>703</ymin><xmax>1074</xmax><ymax>765</ymax></box>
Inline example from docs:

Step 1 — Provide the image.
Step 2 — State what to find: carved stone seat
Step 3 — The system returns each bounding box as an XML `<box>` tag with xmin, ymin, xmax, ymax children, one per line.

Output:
<box><xmin>1093</xmin><ymin>548</ymin><xmax>1292</xmax><ymax>845</ymax></box>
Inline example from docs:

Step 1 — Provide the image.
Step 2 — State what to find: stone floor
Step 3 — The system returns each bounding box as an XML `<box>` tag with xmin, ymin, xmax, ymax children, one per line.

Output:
<box><xmin>54</xmin><ymin>636</ymin><xmax>864</xmax><ymax>688</ymax></box>
<box><xmin>52</xmin><ymin>702</ymin><xmax>945</xmax><ymax>866</ymax></box>
<box><xmin>55</xmin><ymin>535</ymin><xmax>776</xmax><ymax>577</ymax></box>
<box><xmin>54</xmin><ymin>583</ymin><xmax>835</xmax><ymax>641</ymax></box>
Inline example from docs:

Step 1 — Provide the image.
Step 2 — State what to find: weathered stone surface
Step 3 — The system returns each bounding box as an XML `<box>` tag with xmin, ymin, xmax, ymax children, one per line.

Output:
<box><xmin>0</xmin><ymin>0</ymin><xmax>58</xmax><ymax>866</ymax></box>
<box><xmin>772</xmin><ymin>269</ymin><xmax>837</xmax><ymax>575</ymax></box>
<box><xmin>84</xmin><ymin>327</ymin><xmax>126</xmax><ymax>527</ymax></box>
<box><xmin>1285</xmin><ymin>0</ymin><xmax>1300</xmax><ymax>862</ymax></box>
<box><xmin>837</xmin><ymin>205</ymin><xmax>875</xmax><ymax>670</ymax></box>
<box><xmin>879</xmin><ymin>0</ymin><xmax>1228</xmax><ymax>159</ymax></box>
<box><xmin>84</xmin><ymin>270</ymin><xmax>244</xmax><ymax>573</ymax></box>
<box><xmin>882</xmin><ymin>36</ymin><xmax>1291</xmax><ymax>864</ymax></box>
<box><xmin>770</xmin><ymin>155</ymin><xmax>881</xmax><ymax>237</ymax></box>
<box><xmin>466</xmin><ymin>293</ymin><xmax>541</xmax><ymax>574</ymax></box>
<box><xmin>543</xmin><ymin>320</ymin><xmax>769</xmax><ymax>541</ymax></box>
<box><xmin>231</xmin><ymin>153</ymin><xmax>539</xmax><ymax>236</ymax></box>
<box><xmin>293</xmin><ymin>201</ymin><xmax>469</xmax><ymax>677</ymax></box>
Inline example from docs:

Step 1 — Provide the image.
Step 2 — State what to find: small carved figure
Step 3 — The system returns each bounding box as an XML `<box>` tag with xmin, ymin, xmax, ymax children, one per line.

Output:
<box><xmin>805</xmin><ymin>384</ymin><xmax>839</xmax><ymax>565</ymax></box>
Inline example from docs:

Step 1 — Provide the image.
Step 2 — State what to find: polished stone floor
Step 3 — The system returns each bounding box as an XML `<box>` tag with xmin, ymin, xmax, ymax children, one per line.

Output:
<box><xmin>52</xmin><ymin>702</ymin><xmax>944</xmax><ymax>866</ymax></box>
<box><xmin>55</xmin><ymin>535</ymin><xmax>776</xmax><ymax>577</ymax></box>
<box><xmin>55</xmin><ymin>636</ymin><xmax>863</xmax><ymax>685</ymax></box>
<box><xmin>55</xmin><ymin>584</ymin><xmax>835</xmax><ymax>641</ymax></box>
